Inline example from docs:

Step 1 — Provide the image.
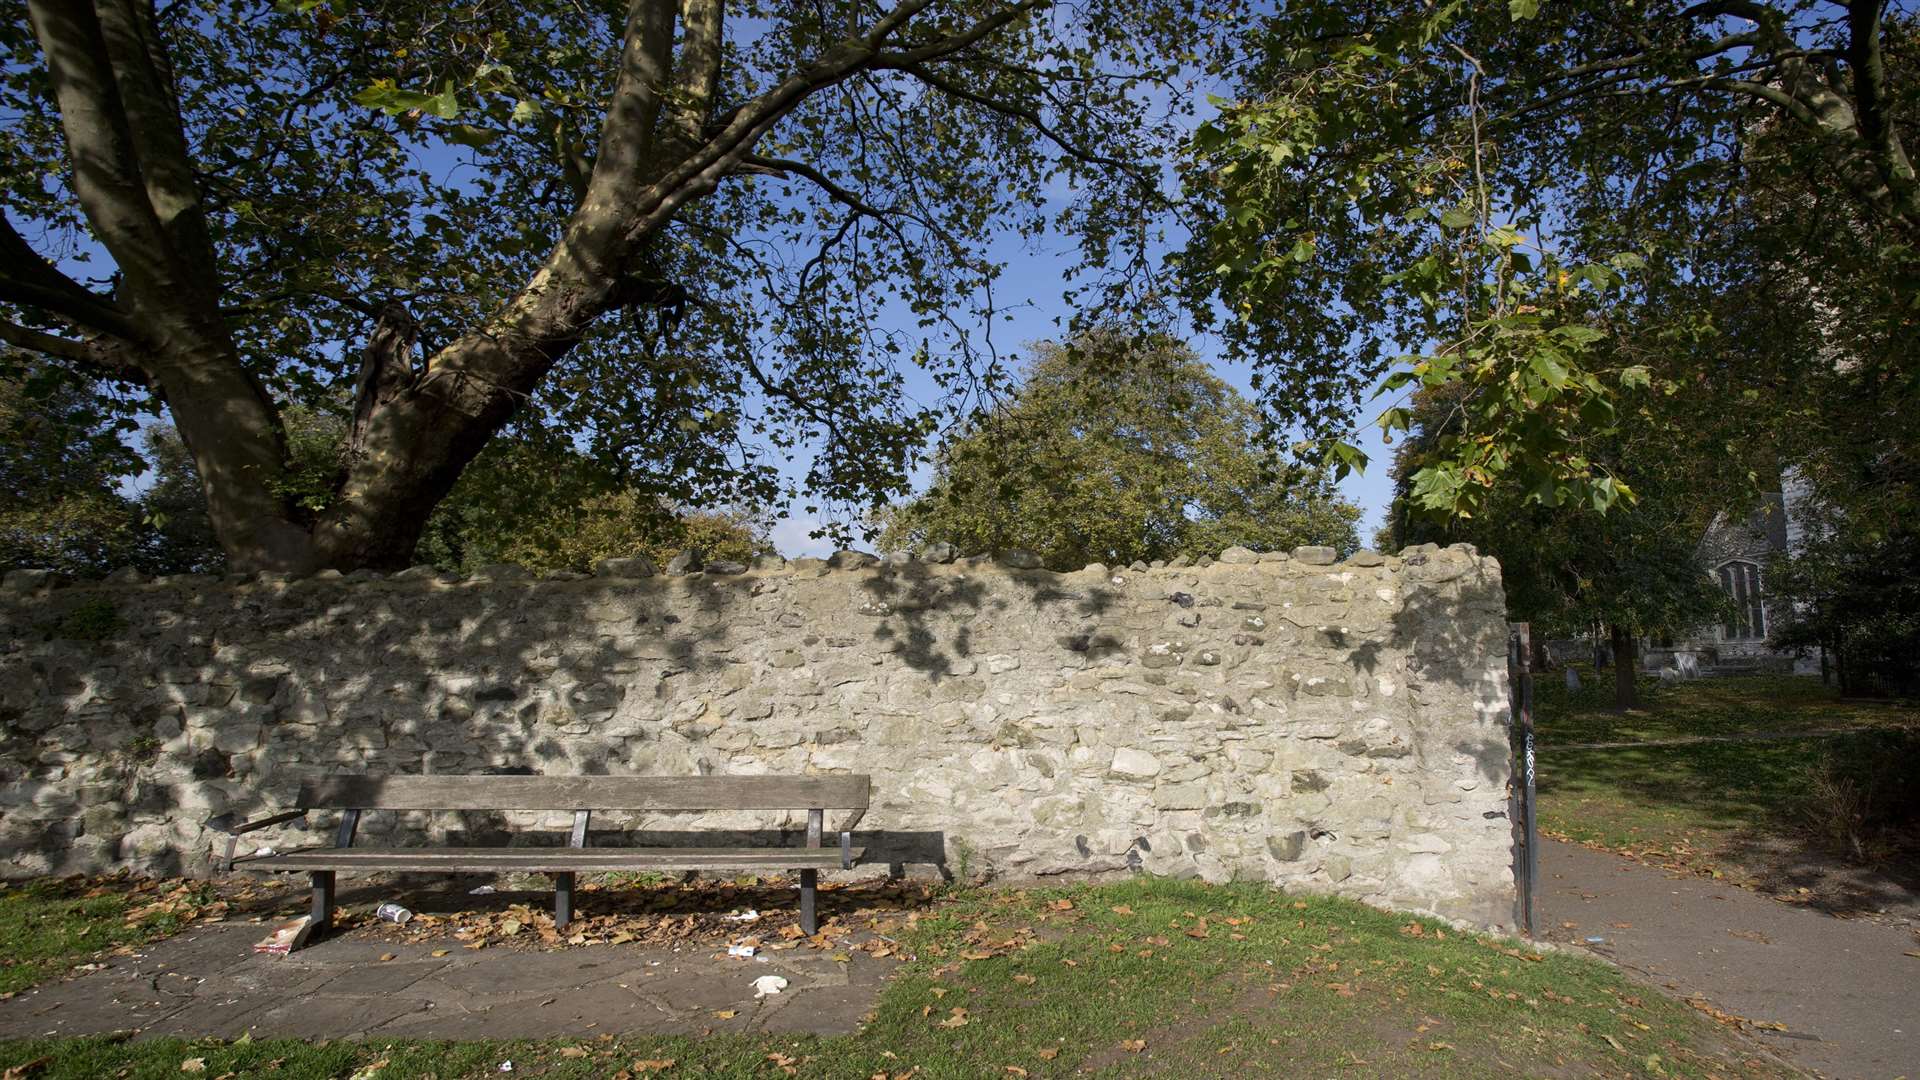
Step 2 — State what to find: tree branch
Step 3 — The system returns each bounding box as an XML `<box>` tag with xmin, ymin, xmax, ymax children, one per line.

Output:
<box><xmin>0</xmin><ymin>316</ymin><xmax>150</xmax><ymax>386</ymax></box>
<box><xmin>24</xmin><ymin>1</ymin><xmax>200</xmax><ymax>315</ymax></box>
<box><xmin>667</xmin><ymin>0</ymin><xmax>724</xmax><ymax>149</ymax></box>
<box><xmin>0</xmin><ymin>213</ymin><xmax>142</xmax><ymax>341</ymax></box>
<box><xmin>92</xmin><ymin>0</ymin><xmax>221</xmax><ymax>304</ymax></box>
<box><xmin>881</xmin><ymin>61</ymin><xmax>1148</xmax><ymax>176</ymax></box>
<box><xmin>1843</xmin><ymin>0</ymin><xmax>1919</xmax><ymax>225</ymax></box>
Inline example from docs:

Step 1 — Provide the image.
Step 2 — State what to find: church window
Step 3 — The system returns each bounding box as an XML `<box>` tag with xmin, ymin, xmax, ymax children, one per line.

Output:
<box><xmin>1717</xmin><ymin>560</ymin><xmax>1765</xmax><ymax>641</ymax></box>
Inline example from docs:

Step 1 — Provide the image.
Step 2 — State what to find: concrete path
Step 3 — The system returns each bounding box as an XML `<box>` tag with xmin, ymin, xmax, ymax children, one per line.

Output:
<box><xmin>1539</xmin><ymin>839</ymin><xmax>1918</xmax><ymax>1080</ymax></box>
<box><xmin>0</xmin><ymin>922</ymin><xmax>897</xmax><ymax>1042</ymax></box>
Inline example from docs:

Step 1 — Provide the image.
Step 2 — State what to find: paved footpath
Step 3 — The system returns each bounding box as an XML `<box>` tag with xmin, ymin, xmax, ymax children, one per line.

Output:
<box><xmin>1539</xmin><ymin>839</ymin><xmax>1917</xmax><ymax>1080</ymax></box>
<box><xmin>0</xmin><ymin>923</ymin><xmax>896</xmax><ymax>1042</ymax></box>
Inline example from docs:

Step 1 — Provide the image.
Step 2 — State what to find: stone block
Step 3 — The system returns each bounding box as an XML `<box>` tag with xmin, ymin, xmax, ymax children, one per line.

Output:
<box><xmin>1109</xmin><ymin>747</ymin><xmax>1162</xmax><ymax>778</ymax></box>
<box><xmin>595</xmin><ymin>556</ymin><xmax>658</xmax><ymax>578</ymax></box>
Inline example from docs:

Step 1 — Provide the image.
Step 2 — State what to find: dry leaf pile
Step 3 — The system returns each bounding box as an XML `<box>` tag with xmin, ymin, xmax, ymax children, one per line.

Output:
<box><xmin>336</xmin><ymin>879</ymin><xmax>942</xmax><ymax>955</ymax></box>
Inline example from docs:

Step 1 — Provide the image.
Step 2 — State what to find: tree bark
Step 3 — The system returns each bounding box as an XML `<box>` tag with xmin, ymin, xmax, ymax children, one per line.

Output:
<box><xmin>1609</xmin><ymin>623</ymin><xmax>1639</xmax><ymax>711</ymax></box>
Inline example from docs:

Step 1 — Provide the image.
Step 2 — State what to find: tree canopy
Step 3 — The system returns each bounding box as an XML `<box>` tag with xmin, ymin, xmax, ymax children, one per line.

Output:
<box><xmin>2</xmin><ymin>0</ymin><xmax>1205</xmax><ymax>571</ymax></box>
<box><xmin>1182</xmin><ymin>0</ymin><xmax>1918</xmax><ymax>528</ymax></box>
<box><xmin>1382</xmin><ymin>381</ymin><xmax>1728</xmax><ymax>709</ymax></box>
<box><xmin>877</xmin><ymin>332</ymin><xmax>1361</xmax><ymax>569</ymax></box>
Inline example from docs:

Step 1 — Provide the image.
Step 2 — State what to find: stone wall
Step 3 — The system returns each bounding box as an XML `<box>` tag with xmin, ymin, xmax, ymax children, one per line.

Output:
<box><xmin>0</xmin><ymin>543</ymin><xmax>1516</xmax><ymax>927</ymax></box>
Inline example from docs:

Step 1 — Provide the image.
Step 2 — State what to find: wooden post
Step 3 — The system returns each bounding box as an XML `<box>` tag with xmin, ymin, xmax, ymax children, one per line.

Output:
<box><xmin>555</xmin><ymin>809</ymin><xmax>589</xmax><ymax>929</ymax></box>
<box><xmin>800</xmin><ymin>808</ymin><xmax>823</xmax><ymax>935</ymax></box>
<box><xmin>309</xmin><ymin>870</ymin><xmax>335</xmax><ymax>940</ymax></box>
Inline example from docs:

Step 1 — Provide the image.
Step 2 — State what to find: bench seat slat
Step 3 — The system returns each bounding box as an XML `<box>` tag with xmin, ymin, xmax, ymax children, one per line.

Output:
<box><xmin>238</xmin><ymin>846</ymin><xmax>863</xmax><ymax>873</ymax></box>
<box><xmin>296</xmin><ymin>774</ymin><xmax>870</xmax><ymax>812</ymax></box>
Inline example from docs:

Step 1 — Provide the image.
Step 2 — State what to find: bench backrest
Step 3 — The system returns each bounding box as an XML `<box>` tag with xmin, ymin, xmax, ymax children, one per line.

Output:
<box><xmin>295</xmin><ymin>774</ymin><xmax>871</xmax><ymax>812</ymax></box>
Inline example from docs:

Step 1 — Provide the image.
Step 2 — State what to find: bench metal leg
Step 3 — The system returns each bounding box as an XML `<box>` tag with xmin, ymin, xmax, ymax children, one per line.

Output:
<box><xmin>798</xmin><ymin>868</ymin><xmax>817</xmax><ymax>935</ymax></box>
<box><xmin>297</xmin><ymin>870</ymin><xmax>335</xmax><ymax>950</ymax></box>
<box><xmin>554</xmin><ymin>871</ymin><xmax>575</xmax><ymax>929</ymax></box>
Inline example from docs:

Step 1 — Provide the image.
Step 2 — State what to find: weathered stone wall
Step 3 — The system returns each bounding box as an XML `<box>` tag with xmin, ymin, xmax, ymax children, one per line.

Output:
<box><xmin>0</xmin><ymin>543</ymin><xmax>1516</xmax><ymax>927</ymax></box>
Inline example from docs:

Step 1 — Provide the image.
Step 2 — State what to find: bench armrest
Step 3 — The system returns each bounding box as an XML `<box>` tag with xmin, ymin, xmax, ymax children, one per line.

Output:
<box><xmin>833</xmin><ymin>808</ymin><xmax>865</xmax><ymax>870</ymax></box>
<box><xmin>205</xmin><ymin>809</ymin><xmax>309</xmax><ymax>871</ymax></box>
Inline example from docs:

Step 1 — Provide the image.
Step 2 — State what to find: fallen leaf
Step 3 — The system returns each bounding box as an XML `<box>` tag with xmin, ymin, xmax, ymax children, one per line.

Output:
<box><xmin>1037</xmin><ymin>1048</ymin><xmax>1059</xmax><ymax>1061</ymax></box>
<box><xmin>713</xmin><ymin>1010</ymin><xmax>737</xmax><ymax>1020</ymax></box>
<box><xmin>1120</xmin><ymin>1039</ymin><xmax>1146</xmax><ymax>1053</ymax></box>
<box><xmin>1004</xmin><ymin>1068</ymin><xmax>1028</xmax><ymax>1077</ymax></box>
<box><xmin>379</xmin><ymin>953</ymin><xmax>396</xmax><ymax>962</ymax></box>
<box><xmin>631</xmin><ymin>1061</ymin><xmax>675</xmax><ymax>1074</ymax></box>
<box><xmin>1110</xmin><ymin>905</ymin><xmax>1133</xmax><ymax>915</ymax></box>
<box><xmin>937</xmin><ymin>1007</ymin><xmax>970</xmax><ymax>1029</ymax></box>
<box><xmin>558</xmin><ymin>1048</ymin><xmax>590</xmax><ymax>1059</ymax></box>
<box><xmin>1048</xmin><ymin>899</ymin><xmax>1074</xmax><ymax>911</ymax></box>
<box><xmin>180</xmin><ymin>1061</ymin><xmax>207</xmax><ymax>1075</ymax></box>
<box><xmin>431</xmin><ymin>949</ymin><xmax>450</xmax><ymax>958</ymax></box>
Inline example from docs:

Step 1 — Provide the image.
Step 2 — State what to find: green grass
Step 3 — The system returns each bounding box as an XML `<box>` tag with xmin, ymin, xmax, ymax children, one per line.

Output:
<box><xmin>0</xmin><ymin>879</ymin><xmax>1786</xmax><ymax>1078</ymax></box>
<box><xmin>0</xmin><ymin>878</ymin><xmax>212</xmax><ymax>996</ymax></box>
<box><xmin>1534</xmin><ymin>671</ymin><xmax>1919</xmax><ymax>874</ymax></box>
<box><xmin>1535</xmin><ymin>671</ymin><xmax>1911</xmax><ymax>745</ymax></box>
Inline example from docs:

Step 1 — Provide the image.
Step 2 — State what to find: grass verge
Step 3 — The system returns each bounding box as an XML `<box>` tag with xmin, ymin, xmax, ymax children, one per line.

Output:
<box><xmin>1534</xmin><ymin>672</ymin><xmax>1919</xmax><ymax>884</ymax></box>
<box><xmin>0</xmin><ymin>878</ymin><xmax>216</xmax><ymax>997</ymax></box>
<box><xmin>0</xmin><ymin>879</ymin><xmax>1789</xmax><ymax>1078</ymax></box>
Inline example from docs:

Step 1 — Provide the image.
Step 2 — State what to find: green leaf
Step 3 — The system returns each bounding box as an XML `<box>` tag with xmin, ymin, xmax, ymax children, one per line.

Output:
<box><xmin>445</xmin><ymin>124</ymin><xmax>502</xmax><ymax>148</ymax></box>
<box><xmin>1549</xmin><ymin>325</ymin><xmax>1606</xmax><ymax>345</ymax></box>
<box><xmin>1377</xmin><ymin>406</ymin><xmax>1413</xmax><ymax>434</ymax></box>
<box><xmin>1327</xmin><ymin>440</ymin><xmax>1368</xmax><ymax>480</ymax></box>
<box><xmin>511</xmin><ymin>99</ymin><xmax>545</xmax><ymax>123</ymax></box>
<box><xmin>426</xmin><ymin>81</ymin><xmax>460</xmax><ymax>120</ymax></box>
<box><xmin>1619</xmin><ymin>365</ymin><xmax>1651</xmax><ymax>389</ymax></box>
<box><xmin>1529</xmin><ymin>352</ymin><xmax>1570</xmax><ymax>389</ymax></box>
<box><xmin>1509</xmin><ymin>0</ymin><xmax>1539</xmax><ymax>19</ymax></box>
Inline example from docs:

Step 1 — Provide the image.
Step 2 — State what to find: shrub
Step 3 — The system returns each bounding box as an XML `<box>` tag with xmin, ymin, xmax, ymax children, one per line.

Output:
<box><xmin>1795</xmin><ymin>729</ymin><xmax>1920</xmax><ymax>865</ymax></box>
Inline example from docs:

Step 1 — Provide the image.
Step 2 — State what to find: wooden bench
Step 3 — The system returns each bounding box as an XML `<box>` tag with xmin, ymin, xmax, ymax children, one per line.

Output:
<box><xmin>207</xmin><ymin>774</ymin><xmax>869</xmax><ymax>949</ymax></box>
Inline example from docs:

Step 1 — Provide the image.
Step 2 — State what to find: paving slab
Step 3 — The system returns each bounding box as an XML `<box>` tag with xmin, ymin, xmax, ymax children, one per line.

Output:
<box><xmin>0</xmin><ymin>919</ymin><xmax>899</xmax><ymax>1041</ymax></box>
<box><xmin>1539</xmin><ymin>838</ymin><xmax>1918</xmax><ymax>1080</ymax></box>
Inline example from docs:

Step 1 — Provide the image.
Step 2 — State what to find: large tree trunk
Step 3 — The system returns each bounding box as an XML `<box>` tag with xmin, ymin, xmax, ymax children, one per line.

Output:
<box><xmin>1609</xmin><ymin>623</ymin><xmax>1639</xmax><ymax>712</ymax></box>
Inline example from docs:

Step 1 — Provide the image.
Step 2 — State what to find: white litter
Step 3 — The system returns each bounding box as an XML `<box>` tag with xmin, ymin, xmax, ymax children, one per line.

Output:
<box><xmin>470</xmin><ymin>885</ymin><xmax>497</xmax><ymax>895</ymax></box>
<box><xmin>723</xmin><ymin>909</ymin><xmax>761</xmax><ymax>922</ymax></box>
<box><xmin>252</xmin><ymin>846</ymin><xmax>276</xmax><ymax>857</ymax></box>
<box><xmin>727</xmin><ymin>944</ymin><xmax>757</xmax><ymax>958</ymax></box>
<box><xmin>497</xmin><ymin>1062</ymin><xmax>513</xmax><ymax>1073</ymax></box>
<box><xmin>751</xmin><ymin>975</ymin><xmax>789</xmax><ymax>997</ymax></box>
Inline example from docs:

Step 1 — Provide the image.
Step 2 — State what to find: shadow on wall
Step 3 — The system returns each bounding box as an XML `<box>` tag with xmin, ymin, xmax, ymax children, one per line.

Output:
<box><xmin>0</xmin><ymin>545</ymin><xmax>1511</xmax><ymax>890</ymax></box>
<box><xmin>1386</xmin><ymin>546</ymin><xmax>1513</xmax><ymax>793</ymax></box>
<box><xmin>0</xmin><ymin>558</ymin><xmax>1133</xmax><ymax>878</ymax></box>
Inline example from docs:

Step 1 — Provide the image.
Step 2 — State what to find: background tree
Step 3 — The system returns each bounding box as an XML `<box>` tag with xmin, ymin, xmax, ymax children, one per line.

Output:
<box><xmin>878</xmin><ymin>332</ymin><xmax>1361</xmax><ymax>570</ymax></box>
<box><xmin>416</xmin><ymin>435</ymin><xmax>773</xmax><ymax>575</ymax></box>
<box><xmin>1767</xmin><ymin>506</ymin><xmax>1920</xmax><ymax>696</ymax></box>
<box><xmin>2</xmin><ymin>0</ymin><xmax>1204</xmax><ymax>572</ymax></box>
<box><xmin>1384</xmin><ymin>384</ymin><xmax>1726</xmax><ymax>711</ymax></box>
<box><xmin>0</xmin><ymin>357</ymin><xmax>143</xmax><ymax>575</ymax></box>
